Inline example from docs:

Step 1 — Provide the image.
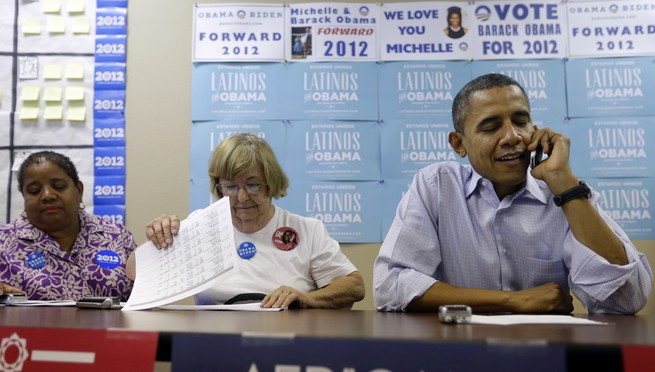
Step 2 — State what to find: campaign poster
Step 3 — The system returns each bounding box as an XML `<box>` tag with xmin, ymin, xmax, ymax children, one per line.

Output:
<box><xmin>567</xmin><ymin>0</ymin><xmax>655</xmax><ymax>58</ymax></box>
<box><xmin>283</xmin><ymin>62</ymin><xmax>378</xmax><ymax>120</ymax></box>
<box><xmin>378</xmin><ymin>61</ymin><xmax>471</xmax><ymax>121</ymax></box>
<box><xmin>568</xmin><ymin>117</ymin><xmax>654</xmax><ymax>179</ymax></box>
<box><xmin>286</xmin><ymin>3</ymin><xmax>379</xmax><ymax>62</ymax></box>
<box><xmin>471</xmin><ymin>0</ymin><xmax>567</xmax><ymax>60</ymax></box>
<box><xmin>381</xmin><ymin>178</ymin><xmax>414</xmax><ymax>240</ymax></box>
<box><xmin>566</xmin><ymin>57</ymin><xmax>655</xmax><ymax>118</ymax></box>
<box><xmin>379</xmin><ymin>2</ymin><xmax>473</xmax><ymax>61</ymax></box>
<box><xmin>286</xmin><ymin>121</ymin><xmax>381</xmax><ymax>181</ymax></box>
<box><xmin>472</xmin><ymin>59</ymin><xmax>567</xmax><ymax>122</ymax></box>
<box><xmin>286</xmin><ymin>180</ymin><xmax>383</xmax><ymax>243</ymax></box>
<box><xmin>192</xmin><ymin>63</ymin><xmax>287</xmax><ymax>121</ymax></box>
<box><xmin>380</xmin><ymin>118</ymin><xmax>465</xmax><ymax>180</ymax></box>
<box><xmin>188</xmin><ymin>121</ymin><xmax>287</xmax><ymax>213</ymax></box>
<box><xmin>193</xmin><ymin>4</ymin><xmax>285</xmax><ymax>62</ymax></box>
<box><xmin>589</xmin><ymin>178</ymin><xmax>655</xmax><ymax>240</ymax></box>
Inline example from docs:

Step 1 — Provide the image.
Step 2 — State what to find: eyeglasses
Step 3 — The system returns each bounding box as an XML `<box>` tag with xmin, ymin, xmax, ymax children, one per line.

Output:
<box><xmin>217</xmin><ymin>182</ymin><xmax>266</xmax><ymax>196</ymax></box>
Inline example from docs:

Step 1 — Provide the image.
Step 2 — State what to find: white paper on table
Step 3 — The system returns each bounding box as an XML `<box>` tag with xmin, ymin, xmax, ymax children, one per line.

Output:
<box><xmin>123</xmin><ymin>197</ymin><xmax>237</xmax><ymax>311</ymax></box>
<box><xmin>158</xmin><ymin>303</ymin><xmax>284</xmax><ymax>312</ymax></box>
<box><xmin>469</xmin><ymin>315</ymin><xmax>608</xmax><ymax>326</ymax></box>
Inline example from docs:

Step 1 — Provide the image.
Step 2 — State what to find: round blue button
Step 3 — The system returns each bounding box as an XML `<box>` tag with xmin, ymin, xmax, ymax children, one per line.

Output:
<box><xmin>95</xmin><ymin>250</ymin><xmax>121</xmax><ymax>270</ymax></box>
<box><xmin>237</xmin><ymin>242</ymin><xmax>256</xmax><ymax>259</ymax></box>
<box><xmin>26</xmin><ymin>252</ymin><xmax>46</xmax><ymax>269</ymax></box>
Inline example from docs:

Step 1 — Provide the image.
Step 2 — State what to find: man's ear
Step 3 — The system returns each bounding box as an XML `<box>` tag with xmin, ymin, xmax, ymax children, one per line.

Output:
<box><xmin>448</xmin><ymin>131</ymin><xmax>467</xmax><ymax>158</ymax></box>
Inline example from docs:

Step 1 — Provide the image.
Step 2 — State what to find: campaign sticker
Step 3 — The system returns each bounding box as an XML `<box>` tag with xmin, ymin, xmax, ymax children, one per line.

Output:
<box><xmin>26</xmin><ymin>252</ymin><xmax>46</xmax><ymax>269</ymax></box>
<box><xmin>272</xmin><ymin>227</ymin><xmax>299</xmax><ymax>251</ymax></box>
<box><xmin>237</xmin><ymin>242</ymin><xmax>256</xmax><ymax>259</ymax></box>
<box><xmin>95</xmin><ymin>250</ymin><xmax>121</xmax><ymax>269</ymax></box>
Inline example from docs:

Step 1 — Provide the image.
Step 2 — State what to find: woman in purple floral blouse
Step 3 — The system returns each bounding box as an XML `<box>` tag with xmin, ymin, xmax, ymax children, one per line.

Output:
<box><xmin>0</xmin><ymin>151</ymin><xmax>137</xmax><ymax>301</ymax></box>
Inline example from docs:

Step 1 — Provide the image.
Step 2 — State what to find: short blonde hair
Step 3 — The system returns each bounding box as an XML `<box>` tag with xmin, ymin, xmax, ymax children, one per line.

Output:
<box><xmin>208</xmin><ymin>132</ymin><xmax>289</xmax><ymax>199</ymax></box>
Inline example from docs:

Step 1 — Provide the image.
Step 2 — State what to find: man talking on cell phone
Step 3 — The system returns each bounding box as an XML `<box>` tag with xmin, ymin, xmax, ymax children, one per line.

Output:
<box><xmin>374</xmin><ymin>73</ymin><xmax>653</xmax><ymax>315</ymax></box>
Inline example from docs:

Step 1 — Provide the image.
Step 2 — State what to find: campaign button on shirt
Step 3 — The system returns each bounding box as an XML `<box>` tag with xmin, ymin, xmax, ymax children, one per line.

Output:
<box><xmin>237</xmin><ymin>242</ymin><xmax>256</xmax><ymax>259</ymax></box>
<box><xmin>96</xmin><ymin>250</ymin><xmax>121</xmax><ymax>269</ymax></box>
<box><xmin>272</xmin><ymin>227</ymin><xmax>299</xmax><ymax>251</ymax></box>
<box><xmin>27</xmin><ymin>252</ymin><xmax>46</xmax><ymax>269</ymax></box>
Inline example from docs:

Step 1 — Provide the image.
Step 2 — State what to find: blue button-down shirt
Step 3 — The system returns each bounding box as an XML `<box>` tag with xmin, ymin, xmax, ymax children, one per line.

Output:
<box><xmin>374</xmin><ymin>162</ymin><xmax>652</xmax><ymax>313</ymax></box>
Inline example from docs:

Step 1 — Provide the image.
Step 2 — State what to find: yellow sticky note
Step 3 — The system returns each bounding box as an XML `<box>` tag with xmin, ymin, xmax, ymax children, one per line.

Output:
<box><xmin>43</xmin><ymin>0</ymin><xmax>61</xmax><ymax>13</ymax></box>
<box><xmin>20</xmin><ymin>86</ymin><xmax>40</xmax><ymax>101</ymax></box>
<box><xmin>66</xmin><ymin>64</ymin><xmax>85</xmax><ymax>80</ymax></box>
<box><xmin>47</xmin><ymin>16</ymin><xmax>66</xmax><ymax>34</ymax></box>
<box><xmin>44</xmin><ymin>64</ymin><xmax>62</xmax><ymax>80</ymax></box>
<box><xmin>67</xmin><ymin>106</ymin><xmax>86</xmax><ymax>121</ymax></box>
<box><xmin>20</xmin><ymin>106</ymin><xmax>39</xmax><ymax>120</ymax></box>
<box><xmin>67</xmin><ymin>0</ymin><xmax>85</xmax><ymax>13</ymax></box>
<box><xmin>71</xmin><ymin>16</ymin><xmax>90</xmax><ymax>34</ymax></box>
<box><xmin>65</xmin><ymin>86</ymin><xmax>84</xmax><ymax>101</ymax></box>
<box><xmin>22</xmin><ymin>18</ymin><xmax>41</xmax><ymax>35</ymax></box>
<box><xmin>44</xmin><ymin>104</ymin><xmax>63</xmax><ymax>120</ymax></box>
<box><xmin>44</xmin><ymin>86</ymin><xmax>63</xmax><ymax>102</ymax></box>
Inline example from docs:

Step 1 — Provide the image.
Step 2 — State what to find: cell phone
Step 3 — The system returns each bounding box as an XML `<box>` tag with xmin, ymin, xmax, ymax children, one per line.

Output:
<box><xmin>76</xmin><ymin>297</ymin><xmax>122</xmax><ymax>310</ymax></box>
<box><xmin>530</xmin><ymin>145</ymin><xmax>544</xmax><ymax>169</ymax></box>
<box><xmin>438</xmin><ymin>305</ymin><xmax>472</xmax><ymax>324</ymax></box>
<box><xmin>0</xmin><ymin>293</ymin><xmax>28</xmax><ymax>305</ymax></box>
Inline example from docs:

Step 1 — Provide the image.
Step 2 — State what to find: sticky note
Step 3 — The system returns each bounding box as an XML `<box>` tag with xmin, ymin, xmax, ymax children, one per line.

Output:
<box><xmin>42</xmin><ymin>0</ymin><xmax>61</xmax><ymax>13</ymax></box>
<box><xmin>21</xmin><ymin>86</ymin><xmax>40</xmax><ymax>101</ymax></box>
<box><xmin>67</xmin><ymin>0</ymin><xmax>85</xmax><ymax>13</ymax></box>
<box><xmin>44</xmin><ymin>86</ymin><xmax>63</xmax><ymax>102</ymax></box>
<box><xmin>65</xmin><ymin>86</ymin><xmax>84</xmax><ymax>101</ymax></box>
<box><xmin>20</xmin><ymin>106</ymin><xmax>39</xmax><ymax>120</ymax></box>
<box><xmin>44</xmin><ymin>64</ymin><xmax>62</xmax><ymax>80</ymax></box>
<box><xmin>67</xmin><ymin>106</ymin><xmax>86</xmax><ymax>121</ymax></box>
<box><xmin>71</xmin><ymin>16</ymin><xmax>90</xmax><ymax>34</ymax></box>
<box><xmin>44</xmin><ymin>104</ymin><xmax>63</xmax><ymax>120</ymax></box>
<box><xmin>46</xmin><ymin>16</ymin><xmax>66</xmax><ymax>34</ymax></box>
<box><xmin>66</xmin><ymin>64</ymin><xmax>85</xmax><ymax>80</ymax></box>
<box><xmin>22</xmin><ymin>18</ymin><xmax>41</xmax><ymax>35</ymax></box>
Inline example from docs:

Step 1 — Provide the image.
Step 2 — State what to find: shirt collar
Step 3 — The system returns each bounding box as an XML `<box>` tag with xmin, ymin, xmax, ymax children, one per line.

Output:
<box><xmin>464</xmin><ymin>168</ymin><xmax>549</xmax><ymax>204</ymax></box>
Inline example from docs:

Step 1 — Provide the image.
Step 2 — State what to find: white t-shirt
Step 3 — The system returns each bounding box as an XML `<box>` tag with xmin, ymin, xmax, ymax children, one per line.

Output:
<box><xmin>195</xmin><ymin>206</ymin><xmax>357</xmax><ymax>305</ymax></box>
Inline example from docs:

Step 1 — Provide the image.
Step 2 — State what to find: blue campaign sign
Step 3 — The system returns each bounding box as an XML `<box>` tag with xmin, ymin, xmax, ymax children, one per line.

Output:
<box><xmin>96</xmin><ymin>8</ymin><xmax>127</xmax><ymax>35</ymax></box>
<box><xmin>565</xmin><ymin>57</ymin><xmax>655</xmax><ymax>118</ymax></box>
<box><xmin>287</xmin><ymin>180</ymin><xmax>382</xmax><ymax>243</ymax></box>
<box><xmin>283</xmin><ymin>62</ymin><xmax>378</xmax><ymax>120</ymax></box>
<box><xmin>381</xmin><ymin>117</ymin><xmax>465</xmax><ymax>180</ymax></box>
<box><xmin>93</xmin><ymin>90</ymin><xmax>125</xmax><ymax>119</ymax></box>
<box><xmin>192</xmin><ymin>63</ymin><xmax>286</xmax><ymax>120</ymax></box>
<box><xmin>568</xmin><ymin>117</ymin><xmax>655</xmax><ymax>178</ymax></box>
<box><xmin>472</xmin><ymin>59</ymin><xmax>567</xmax><ymax>122</ymax></box>
<box><xmin>95</xmin><ymin>35</ymin><xmax>127</xmax><ymax>63</ymax></box>
<box><xmin>97</xmin><ymin>0</ymin><xmax>127</xmax><ymax>9</ymax></box>
<box><xmin>94</xmin><ymin>63</ymin><xmax>126</xmax><ymax>91</ymax></box>
<box><xmin>588</xmin><ymin>178</ymin><xmax>655</xmax><ymax>240</ymax></box>
<box><xmin>188</xmin><ymin>121</ymin><xmax>287</xmax><ymax>212</ymax></box>
<box><xmin>285</xmin><ymin>121</ymin><xmax>381</xmax><ymax>181</ymax></box>
<box><xmin>94</xmin><ymin>147</ymin><xmax>125</xmax><ymax>177</ymax></box>
<box><xmin>93</xmin><ymin>176</ymin><xmax>126</xmax><ymax>205</ymax></box>
<box><xmin>93</xmin><ymin>205</ymin><xmax>126</xmax><ymax>226</ymax></box>
<box><xmin>381</xmin><ymin>178</ymin><xmax>413</xmax><ymax>240</ymax></box>
<box><xmin>379</xmin><ymin>61</ymin><xmax>471</xmax><ymax>121</ymax></box>
<box><xmin>94</xmin><ymin>117</ymin><xmax>125</xmax><ymax>147</ymax></box>
<box><xmin>534</xmin><ymin>113</ymin><xmax>567</xmax><ymax>137</ymax></box>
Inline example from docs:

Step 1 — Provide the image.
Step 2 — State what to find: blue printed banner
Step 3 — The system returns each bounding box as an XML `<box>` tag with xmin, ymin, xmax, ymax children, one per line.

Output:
<box><xmin>93</xmin><ymin>205</ymin><xmax>126</xmax><ymax>226</ymax></box>
<box><xmin>96</xmin><ymin>8</ymin><xmax>127</xmax><ymax>35</ymax></box>
<box><xmin>472</xmin><ymin>59</ymin><xmax>567</xmax><ymax>122</ymax></box>
<box><xmin>471</xmin><ymin>0</ymin><xmax>567</xmax><ymax>60</ymax></box>
<box><xmin>286</xmin><ymin>3</ymin><xmax>379</xmax><ymax>62</ymax></box>
<box><xmin>379</xmin><ymin>61</ymin><xmax>471</xmax><ymax>121</ymax></box>
<box><xmin>567</xmin><ymin>0</ymin><xmax>655</xmax><ymax>58</ymax></box>
<box><xmin>381</xmin><ymin>178</ymin><xmax>414</xmax><ymax>240</ymax></box>
<box><xmin>286</xmin><ymin>121</ymin><xmax>380</xmax><ymax>181</ymax></box>
<box><xmin>192</xmin><ymin>63</ymin><xmax>286</xmax><ymax>120</ymax></box>
<box><xmin>381</xmin><ymin>118</ymin><xmax>465</xmax><ymax>180</ymax></box>
<box><xmin>193</xmin><ymin>4</ymin><xmax>285</xmax><ymax>62</ymax></box>
<box><xmin>285</xmin><ymin>180</ymin><xmax>383</xmax><ymax>243</ymax></box>
<box><xmin>94</xmin><ymin>35</ymin><xmax>127</xmax><ymax>63</ymax></box>
<box><xmin>94</xmin><ymin>117</ymin><xmax>126</xmax><ymax>147</ymax></box>
<box><xmin>93</xmin><ymin>90</ymin><xmax>125</xmax><ymax>119</ymax></box>
<box><xmin>94</xmin><ymin>147</ymin><xmax>126</xmax><ymax>177</ymax></box>
<box><xmin>94</xmin><ymin>63</ymin><xmax>126</xmax><ymax>91</ymax></box>
<box><xmin>569</xmin><ymin>117</ymin><xmax>655</xmax><ymax>178</ymax></box>
<box><xmin>588</xmin><ymin>178</ymin><xmax>655</xmax><ymax>240</ymax></box>
<box><xmin>97</xmin><ymin>0</ymin><xmax>127</xmax><ymax>8</ymax></box>
<box><xmin>189</xmin><ymin>121</ymin><xmax>287</xmax><ymax>212</ymax></box>
<box><xmin>93</xmin><ymin>176</ymin><xmax>126</xmax><ymax>205</ymax></box>
<box><xmin>284</xmin><ymin>62</ymin><xmax>378</xmax><ymax>120</ymax></box>
<box><xmin>566</xmin><ymin>57</ymin><xmax>655</xmax><ymax>118</ymax></box>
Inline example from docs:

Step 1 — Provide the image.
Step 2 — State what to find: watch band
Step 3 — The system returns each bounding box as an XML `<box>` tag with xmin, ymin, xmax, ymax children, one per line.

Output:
<box><xmin>553</xmin><ymin>180</ymin><xmax>591</xmax><ymax>207</ymax></box>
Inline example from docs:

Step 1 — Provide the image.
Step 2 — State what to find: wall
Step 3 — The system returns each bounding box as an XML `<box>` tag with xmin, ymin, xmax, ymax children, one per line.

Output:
<box><xmin>125</xmin><ymin>0</ymin><xmax>655</xmax><ymax>313</ymax></box>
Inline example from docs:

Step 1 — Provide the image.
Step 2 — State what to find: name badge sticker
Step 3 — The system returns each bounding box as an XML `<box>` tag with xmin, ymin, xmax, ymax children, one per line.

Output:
<box><xmin>96</xmin><ymin>250</ymin><xmax>121</xmax><ymax>269</ymax></box>
<box><xmin>27</xmin><ymin>252</ymin><xmax>46</xmax><ymax>269</ymax></box>
<box><xmin>237</xmin><ymin>242</ymin><xmax>256</xmax><ymax>259</ymax></box>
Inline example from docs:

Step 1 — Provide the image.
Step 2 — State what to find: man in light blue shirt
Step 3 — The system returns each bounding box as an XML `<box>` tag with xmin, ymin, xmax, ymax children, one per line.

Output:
<box><xmin>374</xmin><ymin>73</ymin><xmax>652</xmax><ymax>314</ymax></box>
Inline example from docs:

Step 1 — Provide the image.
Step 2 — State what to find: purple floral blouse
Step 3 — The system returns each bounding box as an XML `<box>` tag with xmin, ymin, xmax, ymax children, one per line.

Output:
<box><xmin>0</xmin><ymin>210</ymin><xmax>136</xmax><ymax>301</ymax></box>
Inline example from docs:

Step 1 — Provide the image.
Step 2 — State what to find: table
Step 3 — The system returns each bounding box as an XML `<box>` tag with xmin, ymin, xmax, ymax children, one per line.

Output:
<box><xmin>1</xmin><ymin>307</ymin><xmax>653</xmax><ymax>371</ymax></box>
